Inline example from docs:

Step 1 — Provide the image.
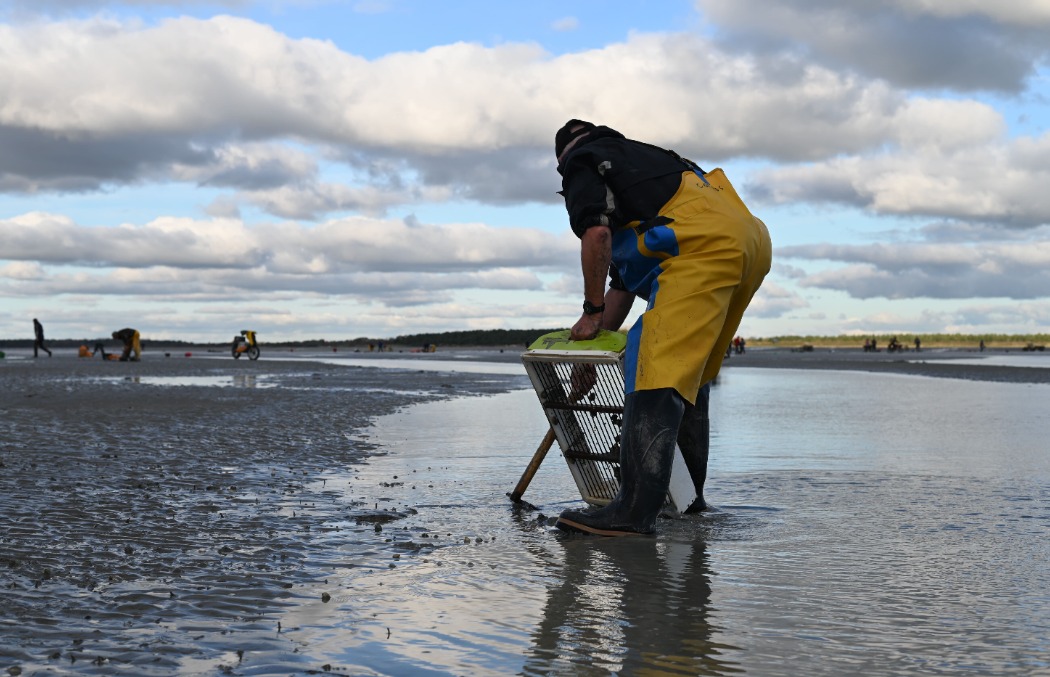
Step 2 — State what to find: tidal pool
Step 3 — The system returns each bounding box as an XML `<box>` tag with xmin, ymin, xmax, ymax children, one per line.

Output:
<box><xmin>88</xmin><ymin>374</ymin><xmax>281</xmax><ymax>388</ymax></box>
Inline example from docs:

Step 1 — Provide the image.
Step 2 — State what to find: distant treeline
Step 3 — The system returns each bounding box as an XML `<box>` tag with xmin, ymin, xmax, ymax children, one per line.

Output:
<box><xmin>390</xmin><ymin>328</ymin><xmax>565</xmax><ymax>347</ymax></box>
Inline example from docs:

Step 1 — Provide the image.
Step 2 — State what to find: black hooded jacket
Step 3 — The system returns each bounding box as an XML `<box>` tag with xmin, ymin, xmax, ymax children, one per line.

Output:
<box><xmin>557</xmin><ymin>126</ymin><xmax>700</xmax><ymax>239</ymax></box>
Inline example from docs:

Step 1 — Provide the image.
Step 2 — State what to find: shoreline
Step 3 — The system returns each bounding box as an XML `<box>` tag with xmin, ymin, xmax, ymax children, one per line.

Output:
<box><xmin>5</xmin><ymin>343</ymin><xmax>1050</xmax><ymax>384</ymax></box>
<box><xmin>248</xmin><ymin>343</ymin><xmax>1050</xmax><ymax>385</ymax></box>
<box><xmin>718</xmin><ymin>346</ymin><xmax>1050</xmax><ymax>384</ymax></box>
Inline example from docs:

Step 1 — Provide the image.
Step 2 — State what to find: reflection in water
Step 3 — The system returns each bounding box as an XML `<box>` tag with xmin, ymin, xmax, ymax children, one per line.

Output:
<box><xmin>910</xmin><ymin>354</ymin><xmax>1050</xmax><ymax>369</ymax></box>
<box><xmin>523</xmin><ymin>537</ymin><xmax>740</xmax><ymax>676</ymax></box>
<box><xmin>287</xmin><ymin>354</ymin><xmax>526</xmax><ymax>375</ymax></box>
<box><xmin>89</xmin><ymin>374</ymin><xmax>276</xmax><ymax>388</ymax></box>
<box><xmin>320</xmin><ymin>374</ymin><xmax>1049</xmax><ymax>676</ymax></box>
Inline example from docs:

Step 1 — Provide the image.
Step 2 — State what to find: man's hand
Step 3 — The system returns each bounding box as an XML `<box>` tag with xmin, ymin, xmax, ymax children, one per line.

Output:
<box><xmin>570</xmin><ymin>312</ymin><xmax>602</xmax><ymax>341</ymax></box>
<box><xmin>568</xmin><ymin>363</ymin><xmax>598</xmax><ymax>402</ymax></box>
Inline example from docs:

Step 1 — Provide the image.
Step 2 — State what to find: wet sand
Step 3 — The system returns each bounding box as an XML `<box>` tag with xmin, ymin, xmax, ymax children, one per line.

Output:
<box><xmin>719</xmin><ymin>346</ymin><xmax>1050</xmax><ymax>384</ymax></box>
<box><xmin>1</xmin><ymin>346</ymin><xmax>1047</xmax><ymax>674</ymax></box>
<box><xmin>0</xmin><ymin>354</ymin><xmax>528</xmax><ymax>675</ymax></box>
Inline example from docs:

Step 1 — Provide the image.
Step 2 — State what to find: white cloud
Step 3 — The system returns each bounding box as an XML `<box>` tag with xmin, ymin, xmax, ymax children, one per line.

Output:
<box><xmin>891</xmin><ymin>98</ymin><xmax>1005</xmax><ymax>150</ymax></box>
<box><xmin>745</xmin><ymin>281</ymin><xmax>809</xmax><ymax>317</ymax></box>
<box><xmin>830</xmin><ymin>299</ymin><xmax>1050</xmax><ymax>336</ymax></box>
<box><xmin>171</xmin><ymin>142</ymin><xmax>319</xmax><ymax>190</ymax></box>
<box><xmin>752</xmin><ymin>128</ymin><xmax>1050</xmax><ymax>226</ymax></box>
<box><xmin>0</xmin><ymin>261</ymin><xmax>47</xmax><ymax>280</ymax></box>
<box><xmin>0</xmin><ymin>211</ymin><xmax>578</xmax><ymax>294</ymax></box>
<box><xmin>0</xmin><ymin>212</ymin><xmax>261</xmax><ymax>268</ymax></box>
<box><xmin>3</xmin><ymin>13</ymin><xmax>1040</xmax><ymax>230</ymax></box>
<box><xmin>898</xmin><ymin>0</ymin><xmax>1050</xmax><ymax>26</ymax></box>
<box><xmin>695</xmin><ymin>0</ymin><xmax>1050</xmax><ymax>91</ymax></box>
<box><xmin>0</xmin><ymin>16</ymin><xmax>995</xmax><ymax>200</ymax></box>
<box><xmin>780</xmin><ymin>240</ymin><xmax>1050</xmax><ymax>300</ymax></box>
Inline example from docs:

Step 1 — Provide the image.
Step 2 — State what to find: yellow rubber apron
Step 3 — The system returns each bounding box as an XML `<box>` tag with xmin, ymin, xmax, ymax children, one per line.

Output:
<box><xmin>617</xmin><ymin>169</ymin><xmax>772</xmax><ymax>404</ymax></box>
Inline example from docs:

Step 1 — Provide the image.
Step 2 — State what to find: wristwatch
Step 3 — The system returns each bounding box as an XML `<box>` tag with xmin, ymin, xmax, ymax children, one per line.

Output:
<box><xmin>583</xmin><ymin>299</ymin><xmax>606</xmax><ymax>315</ymax></box>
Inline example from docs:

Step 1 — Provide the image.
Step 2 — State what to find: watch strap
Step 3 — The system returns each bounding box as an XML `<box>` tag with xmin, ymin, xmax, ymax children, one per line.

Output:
<box><xmin>583</xmin><ymin>299</ymin><xmax>605</xmax><ymax>315</ymax></box>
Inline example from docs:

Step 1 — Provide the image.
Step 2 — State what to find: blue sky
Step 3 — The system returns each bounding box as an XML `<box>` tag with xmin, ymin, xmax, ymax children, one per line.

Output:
<box><xmin>2</xmin><ymin>0</ymin><xmax>1050</xmax><ymax>343</ymax></box>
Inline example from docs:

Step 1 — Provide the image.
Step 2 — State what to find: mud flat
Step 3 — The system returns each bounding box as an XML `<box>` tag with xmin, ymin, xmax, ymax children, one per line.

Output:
<box><xmin>0</xmin><ymin>355</ymin><xmax>528</xmax><ymax>675</ymax></box>
<box><xmin>718</xmin><ymin>346</ymin><xmax>1050</xmax><ymax>384</ymax></box>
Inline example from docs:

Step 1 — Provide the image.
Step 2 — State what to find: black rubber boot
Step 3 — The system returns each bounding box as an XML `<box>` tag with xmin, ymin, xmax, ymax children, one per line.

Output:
<box><xmin>679</xmin><ymin>382</ymin><xmax>710</xmax><ymax>513</ymax></box>
<box><xmin>557</xmin><ymin>388</ymin><xmax>685</xmax><ymax>536</ymax></box>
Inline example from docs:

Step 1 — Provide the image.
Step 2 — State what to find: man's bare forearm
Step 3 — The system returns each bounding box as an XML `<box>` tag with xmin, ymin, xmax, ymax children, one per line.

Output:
<box><xmin>602</xmin><ymin>287</ymin><xmax>634</xmax><ymax>331</ymax></box>
<box><xmin>570</xmin><ymin>225</ymin><xmax>613</xmax><ymax>341</ymax></box>
<box><xmin>580</xmin><ymin>225</ymin><xmax>612</xmax><ymax>305</ymax></box>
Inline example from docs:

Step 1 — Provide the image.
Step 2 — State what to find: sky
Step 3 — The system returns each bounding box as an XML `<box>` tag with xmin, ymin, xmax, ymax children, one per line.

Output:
<box><xmin>2</xmin><ymin>0</ymin><xmax>1050</xmax><ymax>343</ymax></box>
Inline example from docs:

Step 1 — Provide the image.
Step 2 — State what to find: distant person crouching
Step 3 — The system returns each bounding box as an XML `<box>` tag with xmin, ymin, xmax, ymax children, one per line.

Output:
<box><xmin>112</xmin><ymin>328</ymin><xmax>141</xmax><ymax>361</ymax></box>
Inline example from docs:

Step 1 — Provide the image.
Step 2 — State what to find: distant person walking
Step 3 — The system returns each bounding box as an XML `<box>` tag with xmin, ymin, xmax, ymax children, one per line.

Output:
<box><xmin>112</xmin><ymin>328</ymin><xmax>141</xmax><ymax>361</ymax></box>
<box><xmin>33</xmin><ymin>319</ymin><xmax>52</xmax><ymax>358</ymax></box>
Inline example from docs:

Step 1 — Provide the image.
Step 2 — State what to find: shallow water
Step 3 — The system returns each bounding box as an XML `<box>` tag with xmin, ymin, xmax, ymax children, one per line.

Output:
<box><xmin>283</xmin><ymin>353</ymin><xmax>525</xmax><ymax>375</ymax></box>
<box><xmin>2</xmin><ymin>363</ymin><xmax>1048</xmax><ymax>675</ymax></box>
<box><xmin>271</xmin><ymin>368</ymin><xmax>1049</xmax><ymax>676</ymax></box>
<box><xmin>87</xmin><ymin>374</ymin><xmax>283</xmax><ymax>388</ymax></box>
<box><xmin>914</xmin><ymin>353</ymin><xmax>1050</xmax><ymax>369</ymax></box>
